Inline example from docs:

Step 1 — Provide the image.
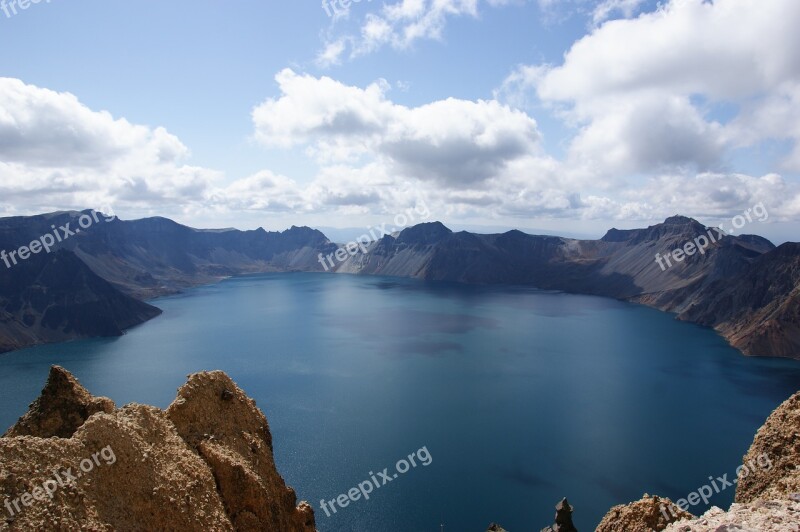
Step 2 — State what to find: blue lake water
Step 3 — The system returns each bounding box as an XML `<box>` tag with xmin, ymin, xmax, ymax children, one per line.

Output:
<box><xmin>1</xmin><ymin>272</ymin><xmax>799</xmax><ymax>530</ymax></box>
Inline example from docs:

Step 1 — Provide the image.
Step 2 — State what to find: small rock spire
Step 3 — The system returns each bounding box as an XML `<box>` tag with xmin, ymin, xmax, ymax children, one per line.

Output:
<box><xmin>541</xmin><ymin>497</ymin><xmax>578</xmax><ymax>532</ymax></box>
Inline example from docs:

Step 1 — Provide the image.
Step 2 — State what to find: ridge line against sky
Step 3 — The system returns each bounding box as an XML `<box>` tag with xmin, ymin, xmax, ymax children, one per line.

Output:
<box><xmin>0</xmin><ymin>0</ymin><xmax>799</xmax><ymax>243</ymax></box>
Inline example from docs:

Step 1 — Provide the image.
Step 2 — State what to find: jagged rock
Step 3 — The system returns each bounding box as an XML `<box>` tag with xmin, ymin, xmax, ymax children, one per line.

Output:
<box><xmin>541</xmin><ymin>497</ymin><xmax>578</xmax><ymax>532</ymax></box>
<box><xmin>595</xmin><ymin>495</ymin><xmax>694</xmax><ymax>531</ymax></box>
<box><xmin>166</xmin><ymin>371</ymin><xmax>314</xmax><ymax>531</ymax></box>
<box><xmin>735</xmin><ymin>391</ymin><xmax>800</xmax><ymax>504</ymax></box>
<box><xmin>663</xmin><ymin>500</ymin><xmax>800</xmax><ymax>531</ymax></box>
<box><xmin>662</xmin><ymin>390</ymin><xmax>800</xmax><ymax>531</ymax></box>
<box><xmin>598</xmin><ymin>391</ymin><xmax>800</xmax><ymax>532</ymax></box>
<box><xmin>0</xmin><ymin>367</ymin><xmax>314</xmax><ymax>531</ymax></box>
<box><xmin>486</xmin><ymin>523</ymin><xmax>508</xmax><ymax>531</ymax></box>
<box><xmin>3</xmin><ymin>366</ymin><xmax>115</xmax><ymax>438</ymax></box>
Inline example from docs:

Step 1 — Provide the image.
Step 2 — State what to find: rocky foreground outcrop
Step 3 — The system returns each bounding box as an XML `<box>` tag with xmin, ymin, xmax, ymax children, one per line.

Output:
<box><xmin>595</xmin><ymin>495</ymin><xmax>693</xmax><ymax>531</ymax></box>
<box><xmin>594</xmin><ymin>390</ymin><xmax>800</xmax><ymax>531</ymax></box>
<box><xmin>0</xmin><ymin>366</ymin><xmax>315</xmax><ymax>531</ymax></box>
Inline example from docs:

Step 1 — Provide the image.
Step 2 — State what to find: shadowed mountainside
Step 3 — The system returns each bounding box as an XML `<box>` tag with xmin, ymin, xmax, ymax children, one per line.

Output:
<box><xmin>0</xmin><ymin>211</ymin><xmax>336</xmax><ymax>299</ymax></box>
<box><xmin>334</xmin><ymin>217</ymin><xmax>799</xmax><ymax>359</ymax></box>
<box><xmin>0</xmin><ymin>249</ymin><xmax>161</xmax><ymax>353</ymax></box>
<box><xmin>0</xmin><ymin>211</ymin><xmax>336</xmax><ymax>353</ymax></box>
<box><xmin>2</xmin><ymin>211</ymin><xmax>799</xmax><ymax>358</ymax></box>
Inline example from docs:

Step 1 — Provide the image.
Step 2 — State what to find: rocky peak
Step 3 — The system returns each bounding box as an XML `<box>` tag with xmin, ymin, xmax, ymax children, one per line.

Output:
<box><xmin>663</xmin><ymin>215</ymin><xmax>697</xmax><ymax>225</ymax></box>
<box><xmin>166</xmin><ymin>371</ymin><xmax>315</xmax><ymax>531</ymax></box>
<box><xmin>396</xmin><ymin>222</ymin><xmax>453</xmax><ymax>246</ymax></box>
<box><xmin>0</xmin><ymin>367</ymin><xmax>315</xmax><ymax>531</ymax></box>
<box><xmin>601</xmin><ymin>216</ymin><xmax>706</xmax><ymax>244</ymax></box>
<box><xmin>541</xmin><ymin>497</ymin><xmax>578</xmax><ymax>532</ymax></box>
<box><xmin>3</xmin><ymin>365</ymin><xmax>114</xmax><ymax>439</ymax></box>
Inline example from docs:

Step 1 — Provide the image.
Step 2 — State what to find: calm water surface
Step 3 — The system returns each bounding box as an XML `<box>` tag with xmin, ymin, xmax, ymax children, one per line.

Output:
<box><xmin>1</xmin><ymin>273</ymin><xmax>799</xmax><ymax>530</ymax></box>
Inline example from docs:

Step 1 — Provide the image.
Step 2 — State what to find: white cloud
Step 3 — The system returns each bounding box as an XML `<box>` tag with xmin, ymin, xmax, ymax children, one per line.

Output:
<box><xmin>499</xmin><ymin>0</ymin><xmax>800</xmax><ymax>177</ymax></box>
<box><xmin>317</xmin><ymin>0</ymin><xmax>516</xmax><ymax>65</ymax></box>
<box><xmin>0</xmin><ymin>78</ymin><xmax>221</xmax><ymax>217</ymax></box>
<box><xmin>567</xmin><ymin>93</ymin><xmax>725</xmax><ymax>174</ymax></box>
<box><xmin>253</xmin><ymin>69</ymin><xmax>541</xmax><ymax>186</ymax></box>
<box><xmin>316</xmin><ymin>39</ymin><xmax>348</xmax><ymax>68</ymax></box>
<box><xmin>241</xmin><ymin>64</ymin><xmax>800</xmax><ymax>226</ymax></box>
<box><xmin>625</xmin><ymin>172</ymin><xmax>800</xmax><ymax>221</ymax></box>
<box><xmin>590</xmin><ymin>0</ymin><xmax>644</xmax><ymax>26</ymax></box>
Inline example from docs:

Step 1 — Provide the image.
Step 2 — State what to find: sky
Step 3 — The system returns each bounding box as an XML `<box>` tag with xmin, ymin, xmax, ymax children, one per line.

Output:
<box><xmin>0</xmin><ymin>0</ymin><xmax>799</xmax><ymax>242</ymax></box>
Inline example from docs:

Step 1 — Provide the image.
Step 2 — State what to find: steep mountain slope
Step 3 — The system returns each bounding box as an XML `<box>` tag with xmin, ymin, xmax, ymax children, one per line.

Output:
<box><xmin>0</xmin><ymin>211</ymin><xmax>337</xmax><ymax>352</ymax></box>
<box><xmin>2</xmin><ymin>211</ymin><xmax>798</xmax><ymax>358</ymax></box>
<box><xmin>335</xmin><ymin>218</ymin><xmax>799</xmax><ymax>358</ymax></box>
<box><xmin>1</xmin><ymin>211</ymin><xmax>336</xmax><ymax>299</ymax></box>
<box><xmin>677</xmin><ymin>242</ymin><xmax>800</xmax><ymax>357</ymax></box>
<box><xmin>0</xmin><ymin>249</ymin><xmax>161</xmax><ymax>354</ymax></box>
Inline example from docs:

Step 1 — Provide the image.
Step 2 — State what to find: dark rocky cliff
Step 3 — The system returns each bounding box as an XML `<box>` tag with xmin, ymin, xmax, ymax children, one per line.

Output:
<box><xmin>2</xmin><ymin>211</ymin><xmax>799</xmax><ymax>359</ymax></box>
<box><xmin>335</xmin><ymin>217</ymin><xmax>799</xmax><ymax>359</ymax></box>
<box><xmin>0</xmin><ymin>211</ymin><xmax>336</xmax><ymax>353</ymax></box>
<box><xmin>0</xmin><ymin>249</ymin><xmax>161</xmax><ymax>353</ymax></box>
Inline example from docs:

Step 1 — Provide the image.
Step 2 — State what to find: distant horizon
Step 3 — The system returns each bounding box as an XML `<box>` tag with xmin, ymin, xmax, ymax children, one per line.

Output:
<box><xmin>7</xmin><ymin>208</ymin><xmax>795</xmax><ymax>247</ymax></box>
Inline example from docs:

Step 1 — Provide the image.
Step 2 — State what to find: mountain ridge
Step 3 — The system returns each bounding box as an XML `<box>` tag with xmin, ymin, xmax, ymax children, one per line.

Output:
<box><xmin>1</xmin><ymin>211</ymin><xmax>799</xmax><ymax>359</ymax></box>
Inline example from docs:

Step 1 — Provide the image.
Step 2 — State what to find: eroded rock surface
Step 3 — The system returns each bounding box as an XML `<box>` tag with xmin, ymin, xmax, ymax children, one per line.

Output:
<box><xmin>595</xmin><ymin>494</ymin><xmax>693</xmax><ymax>532</ymax></box>
<box><xmin>3</xmin><ymin>365</ymin><xmax>115</xmax><ymax>439</ymax></box>
<box><xmin>598</xmin><ymin>391</ymin><xmax>800</xmax><ymax>531</ymax></box>
<box><xmin>735</xmin><ymin>391</ymin><xmax>800</xmax><ymax>504</ymax></box>
<box><xmin>663</xmin><ymin>500</ymin><xmax>800</xmax><ymax>531</ymax></box>
<box><xmin>0</xmin><ymin>367</ymin><xmax>315</xmax><ymax>531</ymax></box>
<box><xmin>166</xmin><ymin>371</ymin><xmax>314</xmax><ymax>531</ymax></box>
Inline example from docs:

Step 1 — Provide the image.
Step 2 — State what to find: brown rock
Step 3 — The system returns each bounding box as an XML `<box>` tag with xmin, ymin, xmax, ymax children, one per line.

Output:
<box><xmin>165</xmin><ymin>371</ymin><xmax>314</xmax><ymax>532</ymax></box>
<box><xmin>3</xmin><ymin>366</ymin><xmax>115</xmax><ymax>438</ymax></box>
<box><xmin>597</xmin><ymin>390</ymin><xmax>800</xmax><ymax>532</ymax></box>
<box><xmin>595</xmin><ymin>494</ymin><xmax>694</xmax><ymax>532</ymax></box>
<box><xmin>735</xmin><ymin>391</ymin><xmax>800</xmax><ymax>504</ymax></box>
<box><xmin>0</xmin><ymin>367</ymin><xmax>314</xmax><ymax>531</ymax></box>
<box><xmin>1</xmin><ymin>404</ymin><xmax>231</xmax><ymax>531</ymax></box>
<box><xmin>663</xmin><ymin>500</ymin><xmax>800</xmax><ymax>531</ymax></box>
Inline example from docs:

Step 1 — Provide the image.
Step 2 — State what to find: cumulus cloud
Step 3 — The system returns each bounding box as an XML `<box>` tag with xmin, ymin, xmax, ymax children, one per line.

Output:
<box><xmin>624</xmin><ymin>172</ymin><xmax>800</xmax><ymax>221</ymax></box>
<box><xmin>7</xmin><ymin>0</ymin><xmax>800</xmax><ymax>230</ymax></box>
<box><xmin>252</xmin><ymin>69</ymin><xmax>541</xmax><ymax>186</ymax></box>
<box><xmin>240</xmin><ymin>61</ymin><xmax>800</xmax><ymax>225</ymax></box>
<box><xmin>500</xmin><ymin>0</ymin><xmax>800</xmax><ymax>177</ymax></box>
<box><xmin>0</xmin><ymin>78</ymin><xmax>220</xmax><ymax>216</ymax></box>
